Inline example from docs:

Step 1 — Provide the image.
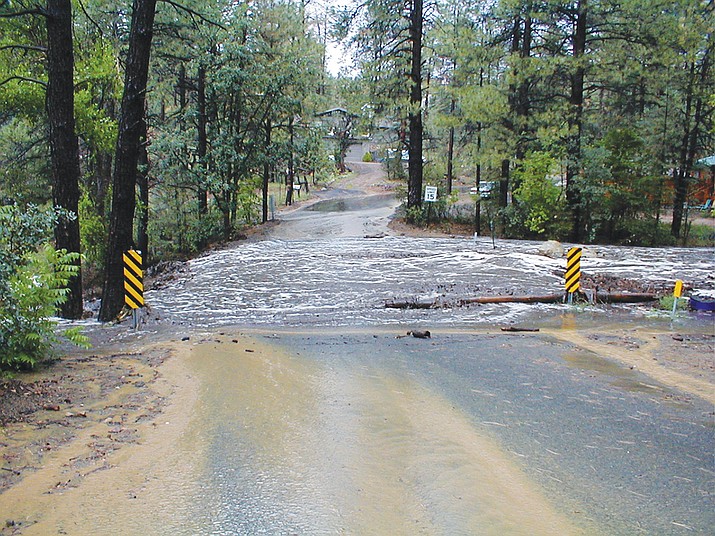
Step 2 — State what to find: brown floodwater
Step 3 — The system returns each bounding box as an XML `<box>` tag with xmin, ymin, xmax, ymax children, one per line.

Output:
<box><xmin>1</xmin><ymin>333</ymin><xmax>583</xmax><ymax>535</ymax></box>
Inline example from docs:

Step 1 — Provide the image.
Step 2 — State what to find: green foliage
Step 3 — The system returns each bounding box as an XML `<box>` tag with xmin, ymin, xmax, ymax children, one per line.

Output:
<box><xmin>0</xmin><ymin>205</ymin><xmax>89</xmax><ymax>371</ymax></box>
<box><xmin>405</xmin><ymin>205</ymin><xmax>427</xmax><ymax>226</ymax></box>
<box><xmin>78</xmin><ymin>191</ymin><xmax>107</xmax><ymax>268</ymax></box>
<box><xmin>383</xmin><ymin>150</ymin><xmax>406</xmax><ymax>181</ymax></box>
<box><xmin>683</xmin><ymin>224</ymin><xmax>715</xmax><ymax>248</ymax></box>
<box><xmin>578</xmin><ymin>130</ymin><xmax>665</xmax><ymax>243</ymax></box>
<box><xmin>0</xmin><ymin>118</ymin><xmax>51</xmax><ymax>204</ymax></box>
<box><xmin>362</xmin><ymin>151</ymin><xmax>374</xmax><ymax>162</ymax></box>
<box><xmin>510</xmin><ymin>152</ymin><xmax>566</xmax><ymax>238</ymax></box>
<box><xmin>658</xmin><ymin>295</ymin><xmax>688</xmax><ymax>312</ymax></box>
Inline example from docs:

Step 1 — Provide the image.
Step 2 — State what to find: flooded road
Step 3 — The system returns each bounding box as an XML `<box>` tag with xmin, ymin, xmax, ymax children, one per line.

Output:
<box><xmin>147</xmin><ymin>161</ymin><xmax>713</xmax><ymax>330</ymax></box>
<box><xmin>5</xmin><ymin>162</ymin><xmax>713</xmax><ymax>534</ymax></box>
<box><xmin>7</xmin><ymin>331</ymin><xmax>713</xmax><ymax>535</ymax></box>
<box><xmin>149</xmin><ymin>215</ymin><xmax>713</xmax><ymax>331</ymax></box>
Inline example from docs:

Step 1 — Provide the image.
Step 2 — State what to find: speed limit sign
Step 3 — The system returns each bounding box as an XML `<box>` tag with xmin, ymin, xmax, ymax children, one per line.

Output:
<box><xmin>424</xmin><ymin>186</ymin><xmax>438</xmax><ymax>202</ymax></box>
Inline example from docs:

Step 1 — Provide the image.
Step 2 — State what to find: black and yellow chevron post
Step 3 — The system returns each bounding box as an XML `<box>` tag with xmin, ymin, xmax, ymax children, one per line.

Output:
<box><xmin>565</xmin><ymin>247</ymin><xmax>582</xmax><ymax>303</ymax></box>
<box><xmin>123</xmin><ymin>249</ymin><xmax>144</xmax><ymax>310</ymax></box>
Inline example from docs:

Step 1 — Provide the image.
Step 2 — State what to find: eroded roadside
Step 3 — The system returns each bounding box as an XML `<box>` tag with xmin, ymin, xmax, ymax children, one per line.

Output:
<box><xmin>544</xmin><ymin>326</ymin><xmax>715</xmax><ymax>405</ymax></box>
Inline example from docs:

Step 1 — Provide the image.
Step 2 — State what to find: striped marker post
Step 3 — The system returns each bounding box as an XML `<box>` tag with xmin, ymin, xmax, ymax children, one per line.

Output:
<box><xmin>123</xmin><ymin>249</ymin><xmax>144</xmax><ymax>328</ymax></box>
<box><xmin>565</xmin><ymin>247</ymin><xmax>582</xmax><ymax>304</ymax></box>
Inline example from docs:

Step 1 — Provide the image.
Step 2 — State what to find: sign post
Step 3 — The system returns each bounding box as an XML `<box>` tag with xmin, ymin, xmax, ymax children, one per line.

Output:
<box><xmin>565</xmin><ymin>247</ymin><xmax>582</xmax><ymax>304</ymax></box>
<box><xmin>123</xmin><ymin>249</ymin><xmax>144</xmax><ymax>329</ymax></box>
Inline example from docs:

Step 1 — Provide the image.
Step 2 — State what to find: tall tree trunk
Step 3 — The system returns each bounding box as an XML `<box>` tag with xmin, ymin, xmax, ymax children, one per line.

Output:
<box><xmin>197</xmin><ymin>63</ymin><xmax>208</xmax><ymax>216</ymax></box>
<box><xmin>475</xmin><ymin>67</ymin><xmax>484</xmax><ymax>236</ymax></box>
<box><xmin>136</xmin><ymin>116</ymin><xmax>149</xmax><ymax>261</ymax></box>
<box><xmin>46</xmin><ymin>0</ymin><xmax>83</xmax><ymax>319</ymax></box>
<box><xmin>286</xmin><ymin>117</ymin><xmax>295</xmax><ymax>206</ymax></box>
<box><xmin>566</xmin><ymin>0</ymin><xmax>587</xmax><ymax>243</ymax></box>
<box><xmin>514</xmin><ymin>8</ymin><xmax>532</xmax><ymax>167</ymax></box>
<box><xmin>407</xmin><ymin>0</ymin><xmax>424</xmax><ymax>209</ymax></box>
<box><xmin>671</xmin><ymin>42</ymin><xmax>711</xmax><ymax>238</ymax></box>
<box><xmin>262</xmin><ymin>119</ymin><xmax>272</xmax><ymax>223</ymax></box>
<box><xmin>99</xmin><ymin>0</ymin><xmax>157</xmax><ymax>322</ymax></box>
<box><xmin>501</xmin><ymin>11</ymin><xmax>523</xmax><ymax>211</ymax></box>
<box><xmin>446</xmin><ymin>98</ymin><xmax>455</xmax><ymax>195</ymax></box>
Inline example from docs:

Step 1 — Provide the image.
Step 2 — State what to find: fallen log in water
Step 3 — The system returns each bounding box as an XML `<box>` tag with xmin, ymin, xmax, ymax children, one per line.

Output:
<box><xmin>385</xmin><ymin>300</ymin><xmax>439</xmax><ymax>309</ymax></box>
<box><xmin>385</xmin><ymin>292</ymin><xmax>659</xmax><ymax>309</ymax></box>
<box><xmin>591</xmin><ymin>292</ymin><xmax>658</xmax><ymax>303</ymax></box>
<box><xmin>458</xmin><ymin>294</ymin><xmax>563</xmax><ymax>305</ymax></box>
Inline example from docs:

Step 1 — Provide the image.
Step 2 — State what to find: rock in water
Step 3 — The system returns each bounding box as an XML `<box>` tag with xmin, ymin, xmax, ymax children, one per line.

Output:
<box><xmin>408</xmin><ymin>330</ymin><xmax>431</xmax><ymax>339</ymax></box>
<box><xmin>538</xmin><ymin>240</ymin><xmax>564</xmax><ymax>258</ymax></box>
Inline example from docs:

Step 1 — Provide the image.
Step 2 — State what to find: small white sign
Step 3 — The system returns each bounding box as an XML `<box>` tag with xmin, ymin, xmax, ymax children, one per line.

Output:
<box><xmin>424</xmin><ymin>186</ymin><xmax>438</xmax><ymax>202</ymax></box>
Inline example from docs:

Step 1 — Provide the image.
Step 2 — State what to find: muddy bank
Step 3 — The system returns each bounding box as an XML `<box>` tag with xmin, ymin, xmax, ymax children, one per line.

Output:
<box><xmin>0</xmin><ymin>341</ymin><xmax>172</xmax><ymax>498</ymax></box>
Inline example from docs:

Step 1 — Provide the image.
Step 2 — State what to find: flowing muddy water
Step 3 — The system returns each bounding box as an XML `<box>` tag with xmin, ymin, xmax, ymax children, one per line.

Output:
<box><xmin>4</xmin><ymin>335</ymin><xmax>579</xmax><ymax>535</ymax></box>
<box><xmin>148</xmin><ymin>233</ymin><xmax>714</xmax><ymax>331</ymax></box>
<box><xmin>146</xmin><ymin>174</ymin><xmax>714</xmax><ymax>330</ymax></box>
<box><xmin>7</xmin><ymin>331</ymin><xmax>713</xmax><ymax>534</ymax></box>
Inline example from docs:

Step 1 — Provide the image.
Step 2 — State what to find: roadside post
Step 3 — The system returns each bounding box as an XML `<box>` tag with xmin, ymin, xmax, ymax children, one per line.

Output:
<box><xmin>565</xmin><ymin>247</ymin><xmax>582</xmax><ymax>305</ymax></box>
<box><xmin>672</xmin><ymin>279</ymin><xmax>683</xmax><ymax>317</ymax></box>
<box><xmin>123</xmin><ymin>249</ymin><xmax>144</xmax><ymax>330</ymax></box>
<box><xmin>424</xmin><ymin>186</ymin><xmax>438</xmax><ymax>224</ymax></box>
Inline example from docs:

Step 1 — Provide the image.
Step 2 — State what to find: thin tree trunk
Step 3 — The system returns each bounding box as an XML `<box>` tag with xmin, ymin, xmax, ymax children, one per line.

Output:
<box><xmin>46</xmin><ymin>0</ymin><xmax>83</xmax><ymax>319</ymax></box>
<box><xmin>262</xmin><ymin>119</ymin><xmax>272</xmax><ymax>223</ymax></box>
<box><xmin>136</xmin><ymin>115</ymin><xmax>149</xmax><ymax>261</ymax></box>
<box><xmin>446</xmin><ymin>98</ymin><xmax>455</xmax><ymax>195</ymax></box>
<box><xmin>566</xmin><ymin>0</ymin><xmax>587</xmax><ymax>243</ymax></box>
<box><xmin>671</xmin><ymin>41</ymin><xmax>710</xmax><ymax>238</ymax></box>
<box><xmin>286</xmin><ymin>117</ymin><xmax>295</xmax><ymax>206</ymax></box>
<box><xmin>99</xmin><ymin>0</ymin><xmax>157</xmax><ymax>322</ymax></box>
<box><xmin>407</xmin><ymin>0</ymin><xmax>424</xmax><ymax>210</ymax></box>
<box><xmin>197</xmin><ymin>63</ymin><xmax>208</xmax><ymax>216</ymax></box>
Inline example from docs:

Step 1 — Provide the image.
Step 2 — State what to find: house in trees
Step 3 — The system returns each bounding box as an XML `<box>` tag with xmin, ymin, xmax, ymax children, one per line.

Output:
<box><xmin>317</xmin><ymin>108</ymin><xmax>400</xmax><ymax>166</ymax></box>
<box><xmin>317</xmin><ymin>108</ymin><xmax>357</xmax><ymax>171</ymax></box>
<box><xmin>692</xmin><ymin>155</ymin><xmax>715</xmax><ymax>207</ymax></box>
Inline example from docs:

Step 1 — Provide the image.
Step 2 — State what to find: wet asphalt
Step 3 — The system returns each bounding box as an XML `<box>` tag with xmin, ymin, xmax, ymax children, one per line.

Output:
<box><xmin>259</xmin><ymin>330</ymin><xmax>714</xmax><ymax>535</ymax></box>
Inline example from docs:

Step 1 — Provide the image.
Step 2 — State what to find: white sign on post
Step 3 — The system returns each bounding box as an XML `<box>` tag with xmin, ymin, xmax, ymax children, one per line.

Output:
<box><xmin>424</xmin><ymin>186</ymin><xmax>438</xmax><ymax>202</ymax></box>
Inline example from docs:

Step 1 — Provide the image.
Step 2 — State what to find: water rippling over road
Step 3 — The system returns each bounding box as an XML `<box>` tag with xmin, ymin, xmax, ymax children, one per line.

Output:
<box><xmin>147</xmin><ymin>234</ymin><xmax>714</xmax><ymax>329</ymax></box>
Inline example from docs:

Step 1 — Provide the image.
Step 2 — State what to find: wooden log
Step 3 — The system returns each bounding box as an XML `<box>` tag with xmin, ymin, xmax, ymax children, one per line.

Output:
<box><xmin>458</xmin><ymin>294</ymin><xmax>564</xmax><ymax>305</ymax></box>
<box><xmin>386</xmin><ymin>292</ymin><xmax>659</xmax><ymax>309</ymax></box>
<box><xmin>592</xmin><ymin>292</ymin><xmax>658</xmax><ymax>303</ymax></box>
<box><xmin>501</xmin><ymin>327</ymin><xmax>540</xmax><ymax>332</ymax></box>
<box><xmin>386</xmin><ymin>301</ymin><xmax>439</xmax><ymax>309</ymax></box>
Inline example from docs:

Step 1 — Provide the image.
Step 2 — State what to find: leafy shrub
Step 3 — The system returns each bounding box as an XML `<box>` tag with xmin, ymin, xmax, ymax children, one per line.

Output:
<box><xmin>362</xmin><ymin>151</ymin><xmax>373</xmax><ymax>162</ymax></box>
<box><xmin>684</xmin><ymin>223</ymin><xmax>715</xmax><ymax>247</ymax></box>
<box><xmin>511</xmin><ymin>151</ymin><xmax>565</xmax><ymax>238</ymax></box>
<box><xmin>383</xmin><ymin>150</ymin><xmax>406</xmax><ymax>181</ymax></box>
<box><xmin>658</xmin><ymin>295</ymin><xmax>688</xmax><ymax>312</ymax></box>
<box><xmin>78</xmin><ymin>191</ymin><xmax>107</xmax><ymax>269</ymax></box>
<box><xmin>405</xmin><ymin>205</ymin><xmax>427</xmax><ymax>226</ymax></box>
<box><xmin>0</xmin><ymin>205</ymin><xmax>89</xmax><ymax>371</ymax></box>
